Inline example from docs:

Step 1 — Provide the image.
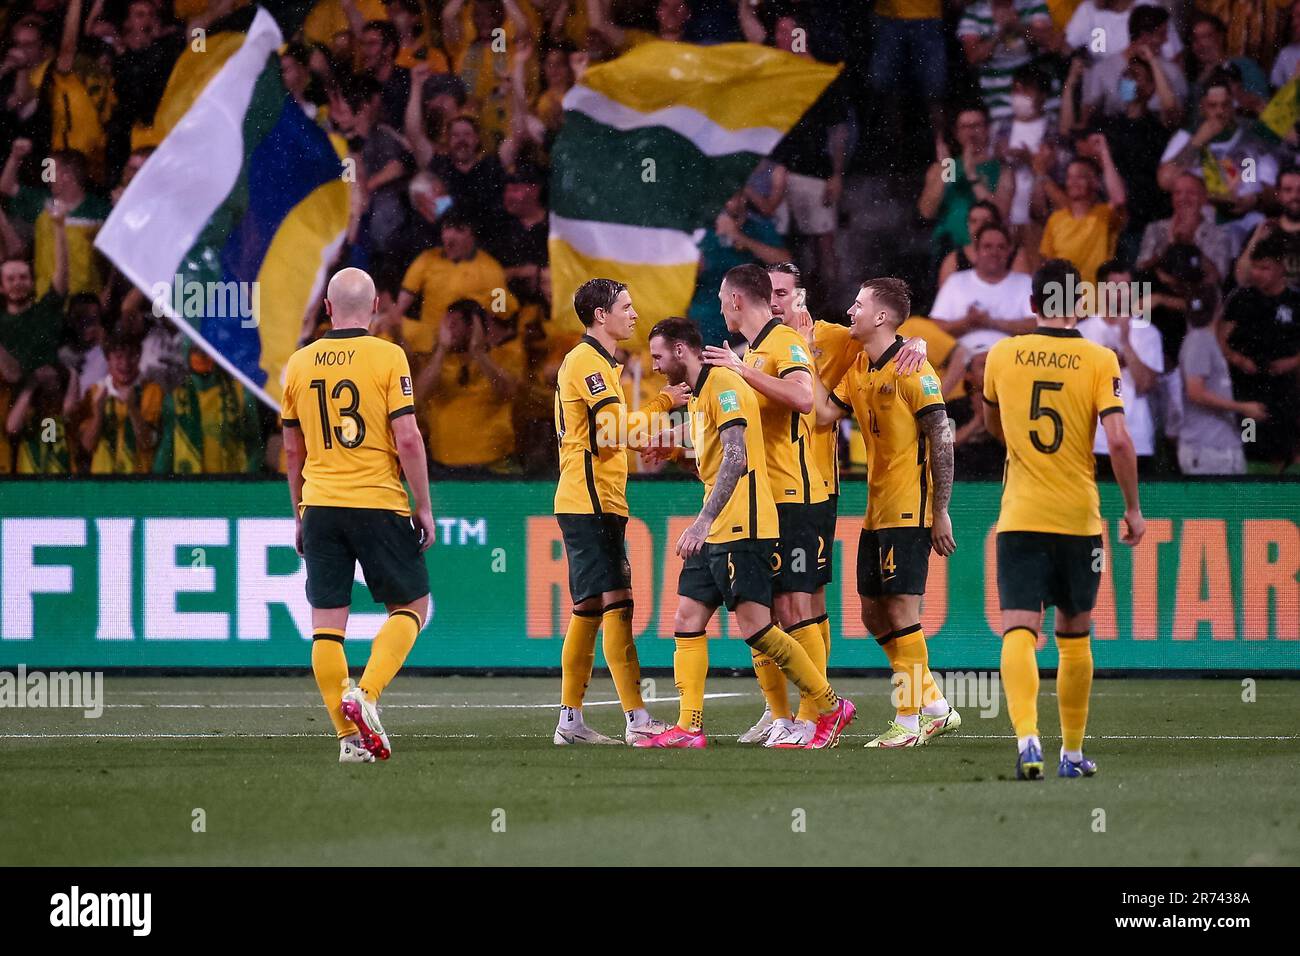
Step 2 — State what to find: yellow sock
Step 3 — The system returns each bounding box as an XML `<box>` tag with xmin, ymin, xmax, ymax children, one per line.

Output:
<box><xmin>751</xmin><ymin>650</ymin><xmax>792</xmax><ymax>720</ymax></box>
<box><xmin>890</xmin><ymin>624</ymin><xmax>928</xmax><ymax>717</ymax></box>
<box><xmin>560</xmin><ymin>611</ymin><xmax>601</xmax><ymax>708</ymax></box>
<box><xmin>359</xmin><ymin>609</ymin><xmax>421</xmax><ymax>703</ymax></box>
<box><xmin>816</xmin><ymin>613</ymin><xmax>831</xmax><ymax>659</ymax></box>
<box><xmin>311</xmin><ymin>630</ymin><xmax>356</xmax><ymax>739</ymax></box>
<box><xmin>747</xmin><ymin>624</ymin><xmax>837</xmax><ymax>713</ymax></box>
<box><xmin>1001</xmin><ymin>626</ymin><xmax>1040</xmax><ymax>739</ymax></box>
<box><xmin>674</xmin><ymin>632</ymin><xmax>708</xmax><ymax>731</ymax></box>
<box><xmin>601</xmin><ymin>599</ymin><xmax>644</xmax><ymax>711</ymax></box>
<box><xmin>1056</xmin><ymin>631</ymin><xmax>1094</xmax><ymax>752</ymax></box>
<box><xmin>791</xmin><ymin>619</ymin><xmax>829</xmax><ymax>722</ymax></box>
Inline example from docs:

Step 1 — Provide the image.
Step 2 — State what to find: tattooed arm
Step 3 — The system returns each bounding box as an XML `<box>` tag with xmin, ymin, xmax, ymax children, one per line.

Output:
<box><xmin>676</xmin><ymin>424</ymin><xmax>748</xmax><ymax>559</ymax></box>
<box><xmin>920</xmin><ymin>408</ymin><xmax>956</xmax><ymax>557</ymax></box>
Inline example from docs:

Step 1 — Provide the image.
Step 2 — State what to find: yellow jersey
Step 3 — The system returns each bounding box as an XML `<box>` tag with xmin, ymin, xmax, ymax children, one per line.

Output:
<box><xmin>742</xmin><ymin>319</ymin><xmax>827</xmax><ymax>506</ymax></box>
<box><xmin>983</xmin><ymin>326</ymin><xmax>1125</xmax><ymax>536</ymax></box>
<box><xmin>832</xmin><ymin>337</ymin><xmax>947</xmax><ymax>530</ymax></box>
<box><xmin>282</xmin><ymin>328</ymin><xmax>417</xmax><ymax>515</ymax></box>
<box><xmin>399</xmin><ymin>248</ymin><xmax>515</xmax><ymax>353</ymax></box>
<box><xmin>689</xmin><ymin>365</ymin><xmax>778</xmax><ymax>544</ymax></box>
<box><xmin>421</xmin><ymin>334</ymin><xmax>526</xmax><ymax>467</ymax></box>
<box><xmin>808</xmin><ymin>320</ymin><xmax>863</xmax><ymax>496</ymax></box>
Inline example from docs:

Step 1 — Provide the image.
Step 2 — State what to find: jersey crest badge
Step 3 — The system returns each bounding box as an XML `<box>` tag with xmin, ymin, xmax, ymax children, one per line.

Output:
<box><xmin>921</xmin><ymin>375</ymin><xmax>940</xmax><ymax>395</ymax></box>
<box><xmin>719</xmin><ymin>389</ymin><xmax>740</xmax><ymax>413</ymax></box>
<box><xmin>400</xmin><ymin>375</ymin><xmax>412</xmax><ymax>396</ymax></box>
<box><xmin>585</xmin><ymin>373</ymin><xmax>607</xmax><ymax>396</ymax></box>
<box><xmin>790</xmin><ymin>344</ymin><xmax>810</xmax><ymax>364</ymax></box>
<box><xmin>1113</xmin><ymin>377</ymin><xmax>1122</xmax><ymax>397</ymax></box>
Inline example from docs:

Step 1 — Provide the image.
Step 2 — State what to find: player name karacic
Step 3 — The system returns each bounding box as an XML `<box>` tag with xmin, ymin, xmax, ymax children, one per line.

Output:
<box><xmin>1012</xmin><ymin>349</ymin><xmax>1084</xmax><ymax>369</ymax></box>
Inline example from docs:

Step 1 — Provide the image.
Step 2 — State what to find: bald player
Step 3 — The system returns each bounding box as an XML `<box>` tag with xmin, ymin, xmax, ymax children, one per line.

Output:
<box><xmin>283</xmin><ymin>268</ymin><xmax>435</xmax><ymax>764</ymax></box>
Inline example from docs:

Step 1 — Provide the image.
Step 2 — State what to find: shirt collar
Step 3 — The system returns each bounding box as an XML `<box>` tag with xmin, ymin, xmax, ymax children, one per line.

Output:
<box><xmin>869</xmin><ymin>335</ymin><xmax>905</xmax><ymax>372</ymax></box>
<box><xmin>748</xmin><ymin>317</ymin><xmax>781</xmax><ymax>350</ymax></box>
<box><xmin>323</xmin><ymin>328</ymin><xmax>367</xmax><ymax>339</ymax></box>
<box><xmin>580</xmin><ymin>334</ymin><xmax>618</xmax><ymax>367</ymax></box>
<box><xmin>694</xmin><ymin>364</ymin><xmax>712</xmax><ymax>394</ymax></box>
<box><xmin>1033</xmin><ymin>326</ymin><xmax>1083</xmax><ymax>338</ymax></box>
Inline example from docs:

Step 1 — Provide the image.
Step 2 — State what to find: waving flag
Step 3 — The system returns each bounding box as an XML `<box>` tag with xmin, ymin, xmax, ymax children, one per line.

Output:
<box><xmin>548</xmin><ymin>41</ymin><xmax>841</xmax><ymax>349</ymax></box>
<box><xmin>96</xmin><ymin>3</ymin><xmax>347</xmax><ymax>409</ymax></box>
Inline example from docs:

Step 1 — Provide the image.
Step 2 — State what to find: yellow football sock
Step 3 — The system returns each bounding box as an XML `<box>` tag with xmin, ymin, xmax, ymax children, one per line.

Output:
<box><xmin>1001</xmin><ymin>626</ymin><xmax>1040</xmax><ymax>739</ymax></box>
<box><xmin>890</xmin><ymin>624</ymin><xmax>928</xmax><ymax>717</ymax></box>
<box><xmin>560</xmin><ymin>610</ymin><xmax>601</xmax><ymax>708</ymax></box>
<box><xmin>311</xmin><ymin>630</ymin><xmax>356</xmax><ymax>739</ymax></box>
<box><xmin>1056</xmin><ymin>631</ymin><xmax>1094</xmax><ymax>752</ymax></box>
<box><xmin>601</xmin><ymin>599</ymin><xmax>644</xmax><ymax>711</ymax></box>
<box><xmin>816</xmin><ymin>613</ymin><xmax>831</xmax><ymax>658</ymax></box>
<box><xmin>359</xmin><ymin>609</ymin><xmax>421</xmax><ymax>703</ymax></box>
<box><xmin>751</xmin><ymin>650</ymin><xmax>792</xmax><ymax>720</ymax></box>
<box><xmin>747</xmin><ymin>624</ymin><xmax>837</xmax><ymax>714</ymax></box>
<box><xmin>791</xmin><ymin>618</ymin><xmax>829</xmax><ymax>723</ymax></box>
<box><xmin>674</xmin><ymin>632</ymin><xmax>708</xmax><ymax>731</ymax></box>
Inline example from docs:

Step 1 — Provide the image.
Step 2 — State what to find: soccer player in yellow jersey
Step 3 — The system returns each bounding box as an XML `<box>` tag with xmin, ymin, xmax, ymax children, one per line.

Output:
<box><xmin>983</xmin><ymin>259</ymin><xmax>1146</xmax><ymax>780</ymax></box>
<box><xmin>631</xmin><ymin>317</ymin><xmax>856</xmax><ymax>749</ymax></box>
<box><xmin>737</xmin><ymin>261</ymin><xmax>929</xmax><ymax>745</ymax></box>
<box><xmin>281</xmin><ymin>268</ymin><xmax>435</xmax><ymax>764</ymax></box>
<box><xmin>695</xmin><ymin>264</ymin><xmax>831</xmax><ymax>747</ymax></box>
<box><xmin>810</xmin><ymin>278</ymin><xmax>960</xmax><ymax>748</ymax></box>
<box><xmin>552</xmin><ymin>278</ymin><xmax>689</xmax><ymax>745</ymax></box>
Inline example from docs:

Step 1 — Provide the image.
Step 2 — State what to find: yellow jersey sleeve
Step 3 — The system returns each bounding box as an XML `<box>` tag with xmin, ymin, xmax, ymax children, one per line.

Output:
<box><xmin>281</xmin><ymin>356</ymin><xmax>300</xmax><ymax>425</ymax></box>
<box><xmin>982</xmin><ymin>344</ymin><xmax>1002</xmax><ymax>406</ymax></box>
<box><xmin>400</xmin><ymin>252</ymin><xmax>429</xmax><ymax>297</ymax></box>
<box><xmin>771</xmin><ymin>330</ymin><xmax>815</xmax><ymax>379</ymax></box>
<box><xmin>1095</xmin><ymin>346</ymin><xmax>1125</xmax><ymax>419</ymax></box>
<box><xmin>899</xmin><ymin>360</ymin><xmax>947</xmax><ymax>420</ymax></box>
<box><xmin>830</xmin><ymin>358</ymin><xmax>858</xmax><ymax>413</ymax></box>
<box><xmin>385</xmin><ymin>347</ymin><xmax>416</xmax><ymax>420</ymax></box>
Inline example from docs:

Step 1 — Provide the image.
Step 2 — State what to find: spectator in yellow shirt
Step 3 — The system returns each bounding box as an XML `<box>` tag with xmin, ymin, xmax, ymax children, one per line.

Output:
<box><xmin>1037</xmin><ymin>134</ymin><xmax>1127</xmax><ymax>284</ymax></box>
<box><xmin>414</xmin><ymin>298</ymin><xmax>524</xmax><ymax>472</ymax></box>
<box><xmin>388</xmin><ymin>210</ymin><xmax>516</xmax><ymax>355</ymax></box>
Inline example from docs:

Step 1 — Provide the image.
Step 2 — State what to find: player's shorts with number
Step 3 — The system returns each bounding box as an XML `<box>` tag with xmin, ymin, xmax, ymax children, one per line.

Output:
<box><xmin>996</xmin><ymin>531</ymin><xmax>1104</xmax><ymax>615</ymax></box>
<box><xmin>302</xmin><ymin>506</ymin><xmax>429</xmax><ymax>608</ymax></box>
<box><xmin>677</xmin><ymin>539</ymin><xmax>777</xmax><ymax>611</ymax></box>
<box><xmin>857</xmin><ymin>526</ymin><xmax>931</xmax><ymax>597</ymax></box>
<box><xmin>771</xmin><ymin>502</ymin><xmax>826</xmax><ymax>595</ymax></box>
<box><xmin>557</xmin><ymin>513</ymin><xmax>632</xmax><ymax>603</ymax></box>
<box><xmin>815</xmin><ymin>495</ymin><xmax>837</xmax><ymax>587</ymax></box>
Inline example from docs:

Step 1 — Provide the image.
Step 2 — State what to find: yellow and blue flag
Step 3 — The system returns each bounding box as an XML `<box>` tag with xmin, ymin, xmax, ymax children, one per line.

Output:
<box><xmin>96</xmin><ymin>2</ymin><xmax>347</xmax><ymax>409</ymax></box>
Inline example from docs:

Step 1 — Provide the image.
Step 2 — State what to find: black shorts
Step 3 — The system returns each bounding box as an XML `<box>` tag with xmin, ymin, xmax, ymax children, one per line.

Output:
<box><xmin>816</xmin><ymin>495</ymin><xmax>838</xmax><ymax>587</ymax></box>
<box><xmin>996</xmin><ymin>531</ymin><xmax>1103</xmax><ymax>615</ymax></box>
<box><xmin>677</xmin><ymin>539</ymin><xmax>776</xmax><ymax>612</ymax></box>
<box><xmin>301</xmin><ymin>506</ymin><xmax>429</xmax><ymax>609</ymax></box>
<box><xmin>557</xmin><ymin>513</ymin><xmax>632</xmax><ymax>604</ymax></box>
<box><xmin>772</xmin><ymin>503</ymin><xmax>825</xmax><ymax>595</ymax></box>
<box><xmin>857</xmin><ymin>526</ymin><xmax>931</xmax><ymax>597</ymax></box>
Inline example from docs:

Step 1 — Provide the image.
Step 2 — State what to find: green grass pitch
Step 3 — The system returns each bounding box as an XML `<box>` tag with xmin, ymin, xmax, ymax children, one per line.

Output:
<box><xmin>2</xmin><ymin>675</ymin><xmax>1297</xmax><ymax>866</ymax></box>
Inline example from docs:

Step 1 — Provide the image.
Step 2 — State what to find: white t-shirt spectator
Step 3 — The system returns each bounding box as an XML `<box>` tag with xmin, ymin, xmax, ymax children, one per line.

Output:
<box><xmin>1077</xmin><ymin>315</ymin><xmax>1164</xmax><ymax>456</ymax></box>
<box><xmin>1005</xmin><ymin>115</ymin><xmax>1049</xmax><ymax>226</ymax></box>
<box><xmin>1084</xmin><ymin>49</ymin><xmax>1187</xmax><ymax>117</ymax></box>
<box><xmin>929</xmin><ymin>269</ymin><xmax>1034</xmax><ymax>352</ymax></box>
<box><xmin>957</xmin><ymin>0</ymin><xmax>1053</xmax><ymax>122</ymax></box>
<box><xmin>1066</xmin><ymin>1</ymin><xmax>1182</xmax><ymax>61</ymax></box>
<box><xmin>1271</xmin><ymin>44</ymin><xmax>1300</xmax><ymax>89</ymax></box>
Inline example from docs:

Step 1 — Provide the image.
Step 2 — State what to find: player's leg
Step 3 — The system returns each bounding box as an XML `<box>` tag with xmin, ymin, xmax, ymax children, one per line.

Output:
<box><xmin>765</xmin><ymin>505</ymin><xmax>827</xmax><ymax>746</ymax></box>
<box><xmin>300</xmin><ymin>505</ymin><xmax>371</xmax><ymax>764</ymax></box>
<box><xmin>553</xmin><ymin>514</ymin><xmax>626</xmax><ymax>744</ymax></box>
<box><xmin>634</xmin><ymin>548</ymin><xmax>723</xmax><ymax>749</ymax></box>
<box><xmin>996</xmin><ymin>531</ymin><xmax>1051</xmax><ymax>780</ymax></box>
<box><xmin>724</xmin><ymin>542</ymin><xmax>854</xmax><ymax>749</ymax></box>
<box><xmin>1053</xmin><ymin>533</ymin><xmax>1104</xmax><ymax>777</ymax></box>
<box><xmin>740</xmin><ymin>532</ymin><xmax>791</xmax><ymax>741</ymax></box>
<box><xmin>344</xmin><ymin>510</ymin><xmax>431</xmax><ymax>760</ymax></box>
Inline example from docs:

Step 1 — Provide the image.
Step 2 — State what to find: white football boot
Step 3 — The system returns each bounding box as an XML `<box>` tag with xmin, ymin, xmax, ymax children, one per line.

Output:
<box><xmin>340</xmin><ymin>684</ymin><xmax>391</xmax><ymax>760</ymax></box>
<box><xmin>624</xmin><ymin>715</ymin><xmax>673</xmax><ymax>745</ymax></box>
<box><xmin>554</xmin><ymin>707</ymin><xmax>623</xmax><ymax>745</ymax></box>
<box><xmin>765</xmin><ymin>718</ymin><xmax>815</xmax><ymax>749</ymax></box>
<box><xmin>760</xmin><ymin>716</ymin><xmax>798</xmax><ymax>748</ymax></box>
<box><xmin>737</xmin><ymin>707</ymin><xmax>774</xmax><ymax>744</ymax></box>
<box><xmin>339</xmin><ymin>734</ymin><xmax>375</xmax><ymax>763</ymax></box>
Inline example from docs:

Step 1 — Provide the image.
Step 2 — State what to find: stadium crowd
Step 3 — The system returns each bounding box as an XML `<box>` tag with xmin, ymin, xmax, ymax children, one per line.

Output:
<box><xmin>1</xmin><ymin>0</ymin><xmax>1298</xmax><ymax>478</ymax></box>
